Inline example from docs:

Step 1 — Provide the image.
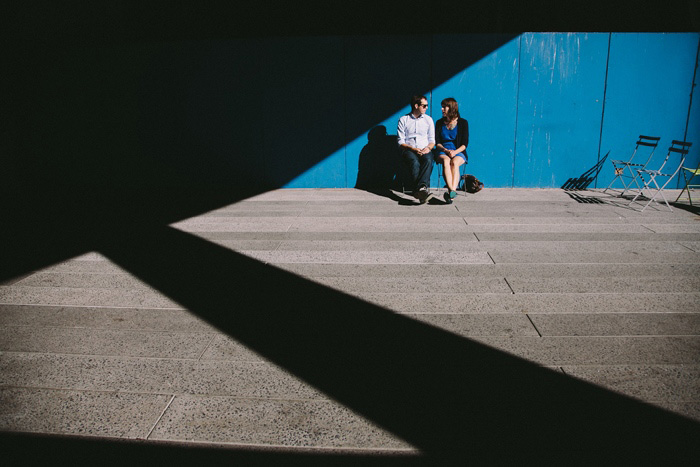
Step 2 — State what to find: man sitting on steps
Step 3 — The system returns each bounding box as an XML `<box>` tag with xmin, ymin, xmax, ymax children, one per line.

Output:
<box><xmin>397</xmin><ymin>95</ymin><xmax>435</xmax><ymax>204</ymax></box>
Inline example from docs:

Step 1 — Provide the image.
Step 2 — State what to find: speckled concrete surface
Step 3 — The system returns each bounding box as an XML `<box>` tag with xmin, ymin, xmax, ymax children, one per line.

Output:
<box><xmin>275</xmin><ymin>240</ymin><xmax>480</xmax><ymax>251</ymax></box>
<box><xmin>0</xmin><ymin>286</ymin><xmax>182</xmax><ymax>308</ymax></box>
<box><xmin>309</xmin><ymin>276</ymin><xmax>511</xmax><ymax>294</ymax></box>
<box><xmin>638</xmin><ymin>224</ymin><xmax>700</xmax><ymax>233</ymax></box>
<box><xmin>0</xmin><ymin>305</ymin><xmax>216</xmax><ymax>332</ymax></box>
<box><xmin>561</xmin><ymin>365</ymin><xmax>700</xmax><ymax>402</ymax></box>
<box><xmin>476</xmin><ymin>232</ymin><xmax>700</xmax><ymax>241</ymax></box>
<box><xmin>507</xmin><ymin>276</ymin><xmax>700</xmax><ymax>293</ymax></box>
<box><xmin>0</xmin><ymin>353</ymin><xmax>324</xmax><ymax>399</ymax></box>
<box><xmin>149</xmin><ymin>396</ymin><xmax>415</xmax><ymax>450</ymax></box>
<box><xmin>240</xmin><ymin>250</ymin><xmax>492</xmax><ymax>264</ymax></box>
<box><xmin>403</xmin><ymin>313</ymin><xmax>539</xmax><ymax>337</ymax></box>
<box><xmin>469</xmin><ymin>336</ymin><xmax>700</xmax><ymax>365</ymax></box>
<box><xmin>488</xmin><ymin>251</ymin><xmax>699</xmax><ymax>263</ymax></box>
<box><xmin>274</xmin><ymin>262</ymin><xmax>700</xmax><ymax>278</ymax></box>
<box><xmin>466</xmin><ymin>217</ymin><xmax>647</xmax><ymax>225</ymax></box>
<box><xmin>193</xmin><ymin>231</ymin><xmax>477</xmax><ymax>241</ymax></box>
<box><xmin>0</xmin><ymin>388</ymin><xmax>171</xmax><ymax>438</ymax></box>
<box><xmin>0</xmin><ymin>326</ymin><xmax>212</xmax><ymax>358</ymax></box>
<box><xmin>531</xmin><ymin>313</ymin><xmax>700</xmax><ymax>336</ymax></box>
<box><xmin>351</xmin><ymin>293</ymin><xmax>700</xmax><ymax>314</ymax></box>
<box><xmin>1</xmin><ymin>187</ymin><xmax>699</xmax><ymax>457</ymax></box>
<box><xmin>679</xmin><ymin>241</ymin><xmax>700</xmax><ymax>252</ymax></box>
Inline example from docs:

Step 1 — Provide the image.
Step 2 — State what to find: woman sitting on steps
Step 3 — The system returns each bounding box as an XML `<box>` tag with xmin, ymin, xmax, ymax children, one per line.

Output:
<box><xmin>434</xmin><ymin>97</ymin><xmax>469</xmax><ymax>204</ymax></box>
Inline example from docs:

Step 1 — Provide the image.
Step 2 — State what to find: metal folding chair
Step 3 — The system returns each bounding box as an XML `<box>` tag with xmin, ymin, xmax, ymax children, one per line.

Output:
<box><xmin>674</xmin><ymin>162</ymin><xmax>700</xmax><ymax>206</ymax></box>
<box><xmin>603</xmin><ymin>135</ymin><xmax>660</xmax><ymax>196</ymax></box>
<box><xmin>629</xmin><ymin>140</ymin><xmax>693</xmax><ymax>212</ymax></box>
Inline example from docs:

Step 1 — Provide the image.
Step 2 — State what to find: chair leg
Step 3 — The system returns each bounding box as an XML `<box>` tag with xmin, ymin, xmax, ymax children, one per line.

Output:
<box><xmin>640</xmin><ymin>175</ymin><xmax>673</xmax><ymax>212</ymax></box>
<box><xmin>628</xmin><ymin>166</ymin><xmax>646</xmax><ymax>197</ymax></box>
<box><xmin>674</xmin><ymin>174</ymin><xmax>687</xmax><ymax>203</ymax></box>
<box><xmin>605</xmin><ymin>163</ymin><xmax>637</xmax><ymax>196</ymax></box>
<box><xmin>603</xmin><ymin>171</ymin><xmax>621</xmax><ymax>194</ymax></box>
<box><xmin>628</xmin><ymin>172</ymin><xmax>648</xmax><ymax>207</ymax></box>
<box><xmin>434</xmin><ymin>163</ymin><xmax>441</xmax><ymax>193</ymax></box>
<box><xmin>674</xmin><ymin>170</ymin><xmax>693</xmax><ymax>206</ymax></box>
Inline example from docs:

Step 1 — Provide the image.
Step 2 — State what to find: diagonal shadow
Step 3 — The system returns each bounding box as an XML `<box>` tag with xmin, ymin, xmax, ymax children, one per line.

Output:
<box><xmin>9</xmin><ymin>222</ymin><xmax>698</xmax><ymax>464</ymax></box>
<box><xmin>564</xmin><ymin>191</ymin><xmax>608</xmax><ymax>204</ymax></box>
<box><xmin>670</xmin><ymin>201</ymin><xmax>700</xmax><ymax>216</ymax></box>
<box><xmin>561</xmin><ymin>151</ymin><xmax>609</xmax><ymax>190</ymax></box>
<box><xmin>3</xmin><ymin>9</ymin><xmax>700</xmax><ymax>462</ymax></box>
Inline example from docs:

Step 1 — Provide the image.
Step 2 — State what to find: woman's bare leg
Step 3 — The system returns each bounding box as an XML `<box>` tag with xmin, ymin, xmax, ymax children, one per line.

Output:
<box><xmin>438</xmin><ymin>155</ymin><xmax>455</xmax><ymax>192</ymax></box>
<box><xmin>451</xmin><ymin>157</ymin><xmax>465</xmax><ymax>192</ymax></box>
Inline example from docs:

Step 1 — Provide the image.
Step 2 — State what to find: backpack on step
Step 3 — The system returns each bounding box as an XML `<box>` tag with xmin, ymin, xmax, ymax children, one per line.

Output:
<box><xmin>461</xmin><ymin>174</ymin><xmax>484</xmax><ymax>193</ymax></box>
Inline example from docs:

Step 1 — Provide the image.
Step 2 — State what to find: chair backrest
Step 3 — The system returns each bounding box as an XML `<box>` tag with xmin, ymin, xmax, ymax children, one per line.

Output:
<box><xmin>656</xmin><ymin>140</ymin><xmax>693</xmax><ymax>176</ymax></box>
<box><xmin>631</xmin><ymin>135</ymin><xmax>660</xmax><ymax>166</ymax></box>
<box><xmin>670</xmin><ymin>140</ymin><xmax>692</xmax><ymax>175</ymax></box>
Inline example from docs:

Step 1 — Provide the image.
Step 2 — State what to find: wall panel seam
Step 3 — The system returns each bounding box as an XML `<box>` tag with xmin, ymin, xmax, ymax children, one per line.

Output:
<box><xmin>683</xmin><ymin>35</ymin><xmax>700</xmax><ymax>143</ymax></box>
<box><xmin>596</xmin><ymin>32</ymin><xmax>612</xmax><ymax>189</ymax></box>
<box><xmin>511</xmin><ymin>34</ymin><xmax>523</xmax><ymax>188</ymax></box>
<box><xmin>679</xmin><ymin>34</ymin><xmax>700</xmax><ymax>188</ymax></box>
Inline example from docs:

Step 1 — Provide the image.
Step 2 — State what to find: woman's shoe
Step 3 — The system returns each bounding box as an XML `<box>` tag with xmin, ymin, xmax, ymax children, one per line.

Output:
<box><xmin>443</xmin><ymin>191</ymin><xmax>452</xmax><ymax>204</ymax></box>
<box><xmin>449</xmin><ymin>190</ymin><xmax>457</xmax><ymax>199</ymax></box>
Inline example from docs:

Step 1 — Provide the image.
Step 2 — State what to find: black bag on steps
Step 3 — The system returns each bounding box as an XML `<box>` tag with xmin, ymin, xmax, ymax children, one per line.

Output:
<box><xmin>461</xmin><ymin>174</ymin><xmax>484</xmax><ymax>193</ymax></box>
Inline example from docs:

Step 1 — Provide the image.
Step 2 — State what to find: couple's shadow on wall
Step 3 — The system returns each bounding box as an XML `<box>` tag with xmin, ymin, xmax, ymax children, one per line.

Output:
<box><xmin>355</xmin><ymin>125</ymin><xmax>413</xmax><ymax>203</ymax></box>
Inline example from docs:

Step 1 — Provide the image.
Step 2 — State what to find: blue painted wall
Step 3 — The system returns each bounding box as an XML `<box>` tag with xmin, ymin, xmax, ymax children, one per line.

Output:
<box><xmin>514</xmin><ymin>33</ymin><xmax>608</xmax><ymax>188</ymax></box>
<box><xmin>284</xmin><ymin>32</ymin><xmax>699</xmax><ymax>189</ymax></box>
<box><xmin>598</xmin><ymin>33</ymin><xmax>700</xmax><ymax>189</ymax></box>
<box><xmin>687</xmin><ymin>40</ymin><xmax>700</xmax><ymax>176</ymax></box>
<box><xmin>430</xmin><ymin>35</ymin><xmax>520</xmax><ymax>189</ymax></box>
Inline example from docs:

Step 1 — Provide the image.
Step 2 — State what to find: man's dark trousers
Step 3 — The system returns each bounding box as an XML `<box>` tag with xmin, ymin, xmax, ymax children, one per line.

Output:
<box><xmin>401</xmin><ymin>149</ymin><xmax>435</xmax><ymax>191</ymax></box>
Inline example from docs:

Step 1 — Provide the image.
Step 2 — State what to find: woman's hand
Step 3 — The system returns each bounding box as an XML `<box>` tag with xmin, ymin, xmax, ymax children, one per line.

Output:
<box><xmin>445</xmin><ymin>149</ymin><xmax>454</xmax><ymax>159</ymax></box>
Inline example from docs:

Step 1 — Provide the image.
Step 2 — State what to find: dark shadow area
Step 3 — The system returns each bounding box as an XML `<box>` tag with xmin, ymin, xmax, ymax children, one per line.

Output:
<box><xmin>2</xmin><ymin>5</ymin><xmax>700</xmax><ymax>465</ymax></box>
<box><xmin>428</xmin><ymin>196</ymin><xmax>452</xmax><ymax>206</ymax></box>
<box><xmin>357</xmin><ymin>186</ymin><xmax>418</xmax><ymax>206</ymax></box>
<box><xmin>564</xmin><ymin>191</ymin><xmax>608</xmax><ymax>204</ymax></box>
<box><xmin>3</xmin><ymin>1</ymin><xmax>697</xmax><ymax>40</ymax></box>
<box><xmin>561</xmin><ymin>151</ymin><xmax>609</xmax><ymax>190</ymax></box>
<box><xmin>670</xmin><ymin>201</ymin><xmax>700</xmax><ymax>216</ymax></box>
<box><xmin>355</xmin><ymin>126</ymin><xmax>401</xmax><ymax>190</ymax></box>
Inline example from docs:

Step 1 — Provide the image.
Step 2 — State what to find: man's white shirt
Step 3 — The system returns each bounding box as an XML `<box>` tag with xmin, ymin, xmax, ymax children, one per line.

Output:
<box><xmin>397</xmin><ymin>113</ymin><xmax>435</xmax><ymax>149</ymax></box>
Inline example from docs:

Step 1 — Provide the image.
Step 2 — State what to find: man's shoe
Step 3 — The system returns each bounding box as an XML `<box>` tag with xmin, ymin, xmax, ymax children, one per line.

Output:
<box><xmin>443</xmin><ymin>191</ymin><xmax>452</xmax><ymax>204</ymax></box>
<box><xmin>414</xmin><ymin>185</ymin><xmax>433</xmax><ymax>204</ymax></box>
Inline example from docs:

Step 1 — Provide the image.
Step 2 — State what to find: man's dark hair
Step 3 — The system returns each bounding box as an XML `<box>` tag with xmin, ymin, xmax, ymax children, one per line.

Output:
<box><xmin>411</xmin><ymin>95</ymin><xmax>427</xmax><ymax>110</ymax></box>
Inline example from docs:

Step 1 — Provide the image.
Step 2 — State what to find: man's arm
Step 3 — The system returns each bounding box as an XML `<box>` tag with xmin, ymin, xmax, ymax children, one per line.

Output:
<box><xmin>397</xmin><ymin>116</ymin><xmax>407</xmax><ymax>146</ymax></box>
<box><xmin>402</xmin><ymin>143</ymin><xmax>422</xmax><ymax>153</ymax></box>
<box><xmin>418</xmin><ymin>117</ymin><xmax>435</xmax><ymax>154</ymax></box>
<box><xmin>427</xmin><ymin>117</ymin><xmax>436</xmax><ymax>146</ymax></box>
<box><xmin>397</xmin><ymin>116</ymin><xmax>420</xmax><ymax>154</ymax></box>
